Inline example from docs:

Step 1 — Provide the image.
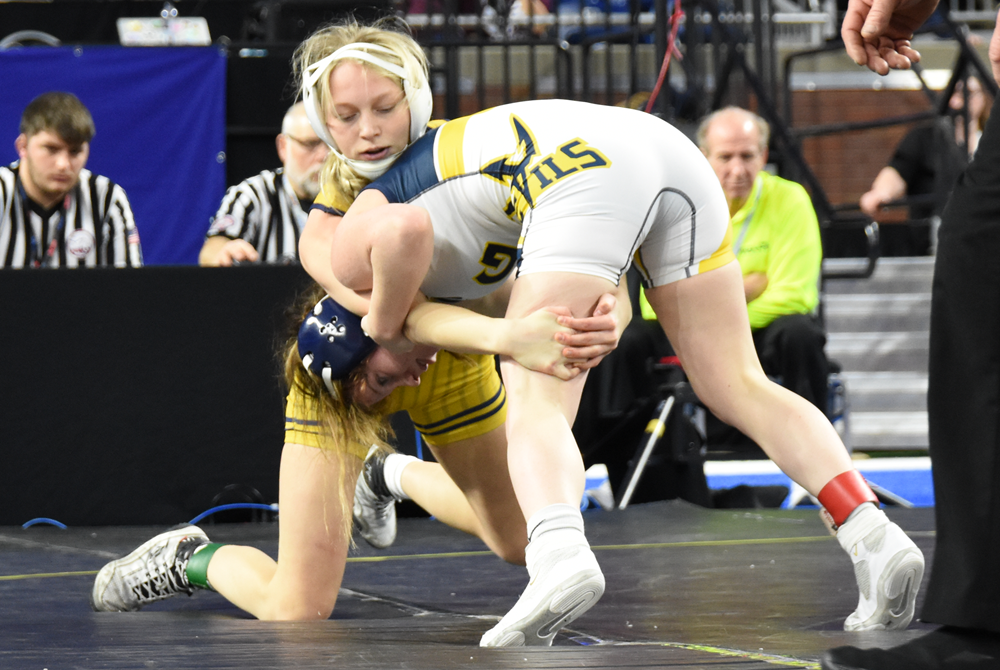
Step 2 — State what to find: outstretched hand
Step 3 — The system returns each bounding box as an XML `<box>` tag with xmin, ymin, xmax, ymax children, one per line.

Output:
<box><xmin>841</xmin><ymin>0</ymin><xmax>936</xmax><ymax>74</ymax></box>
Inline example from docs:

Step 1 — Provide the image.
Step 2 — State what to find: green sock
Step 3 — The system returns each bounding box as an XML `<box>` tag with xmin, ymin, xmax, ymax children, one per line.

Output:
<box><xmin>185</xmin><ymin>543</ymin><xmax>224</xmax><ymax>591</ymax></box>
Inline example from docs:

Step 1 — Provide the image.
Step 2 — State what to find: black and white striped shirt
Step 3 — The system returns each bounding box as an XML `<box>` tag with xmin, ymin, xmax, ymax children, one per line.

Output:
<box><xmin>0</xmin><ymin>162</ymin><xmax>143</xmax><ymax>269</ymax></box>
<box><xmin>205</xmin><ymin>168</ymin><xmax>308</xmax><ymax>264</ymax></box>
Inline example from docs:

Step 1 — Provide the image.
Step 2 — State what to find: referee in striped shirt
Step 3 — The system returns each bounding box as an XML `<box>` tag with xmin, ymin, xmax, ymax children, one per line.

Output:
<box><xmin>199</xmin><ymin>102</ymin><xmax>329</xmax><ymax>266</ymax></box>
<box><xmin>1</xmin><ymin>91</ymin><xmax>142</xmax><ymax>269</ymax></box>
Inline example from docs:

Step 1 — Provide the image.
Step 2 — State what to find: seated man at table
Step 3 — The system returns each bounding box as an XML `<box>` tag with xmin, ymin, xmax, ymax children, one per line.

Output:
<box><xmin>199</xmin><ymin>102</ymin><xmax>328</xmax><ymax>266</ymax></box>
<box><xmin>0</xmin><ymin>91</ymin><xmax>142</xmax><ymax>268</ymax></box>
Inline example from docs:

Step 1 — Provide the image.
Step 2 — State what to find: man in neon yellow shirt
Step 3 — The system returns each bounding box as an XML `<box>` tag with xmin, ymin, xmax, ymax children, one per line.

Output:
<box><xmin>696</xmin><ymin>106</ymin><xmax>828</xmax><ymax>410</ymax></box>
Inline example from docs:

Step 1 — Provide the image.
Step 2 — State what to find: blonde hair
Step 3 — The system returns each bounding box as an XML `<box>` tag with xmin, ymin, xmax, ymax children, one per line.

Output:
<box><xmin>281</xmin><ymin>283</ymin><xmax>394</xmax><ymax>542</ymax></box>
<box><xmin>293</xmin><ymin>18</ymin><xmax>429</xmax><ymax>203</ymax></box>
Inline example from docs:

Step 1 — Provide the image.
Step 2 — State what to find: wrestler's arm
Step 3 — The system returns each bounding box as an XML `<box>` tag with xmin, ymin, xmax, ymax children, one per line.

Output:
<box><xmin>404</xmin><ymin>292</ymin><xmax>628</xmax><ymax>380</ymax></box>
<box><xmin>456</xmin><ymin>274</ymin><xmax>630</xmax><ymax>366</ymax></box>
<box><xmin>403</xmin><ymin>301</ymin><xmax>577</xmax><ymax>379</ymax></box>
<box><xmin>301</xmin><ymin>190</ymin><xmax>433</xmax><ymax>351</ymax></box>
<box><xmin>349</xmin><ymin>192</ymin><xmax>432</xmax><ymax>352</ymax></box>
<box><xmin>299</xmin><ymin>208</ymin><xmax>372</xmax><ymax>316</ymax></box>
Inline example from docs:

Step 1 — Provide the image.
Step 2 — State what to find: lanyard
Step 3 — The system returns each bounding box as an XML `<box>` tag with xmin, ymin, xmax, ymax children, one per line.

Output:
<box><xmin>19</xmin><ymin>179</ymin><xmax>67</xmax><ymax>268</ymax></box>
<box><xmin>731</xmin><ymin>178</ymin><xmax>763</xmax><ymax>257</ymax></box>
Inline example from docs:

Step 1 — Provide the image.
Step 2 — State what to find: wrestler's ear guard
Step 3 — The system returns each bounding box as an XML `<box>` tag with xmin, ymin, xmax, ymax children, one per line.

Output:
<box><xmin>301</xmin><ymin>42</ymin><xmax>432</xmax><ymax>150</ymax></box>
<box><xmin>298</xmin><ymin>295</ymin><xmax>378</xmax><ymax>396</ymax></box>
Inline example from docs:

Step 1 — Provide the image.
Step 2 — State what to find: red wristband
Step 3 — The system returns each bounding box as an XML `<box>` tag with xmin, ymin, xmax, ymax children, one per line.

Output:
<box><xmin>817</xmin><ymin>470</ymin><xmax>878</xmax><ymax>527</ymax></box>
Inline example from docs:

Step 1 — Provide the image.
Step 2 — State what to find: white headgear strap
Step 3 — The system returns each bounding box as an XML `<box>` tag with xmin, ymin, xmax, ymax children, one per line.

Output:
<box><xmin>300</xmin><ymin>352</ymin><xmax>340</xmax><ymax>398</ymax></box>
<box><xmin>302</xmin><ymin>42</ymin><xmax>432</xmax><ymax>180</ymax></box>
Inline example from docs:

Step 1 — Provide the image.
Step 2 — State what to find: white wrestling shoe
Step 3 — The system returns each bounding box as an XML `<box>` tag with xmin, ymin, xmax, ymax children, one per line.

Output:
<box><xmin>480</xmin><ymin>543</ymin><xmax>605</xmax><ymax>647</ymax></box>
<box><xmin>837</xmin><ymin>504</ymin><xmax>925</xmax><ymax>631</ymax></box>
<box><xmin>353</xmin><ymin>446</ymin><xmax>397</xmax><ymax>549</ymax></box>
<box><xmin>91</xmin><ymin>525</ymin><xmax>209</xmax><ymax>612</ymax></box>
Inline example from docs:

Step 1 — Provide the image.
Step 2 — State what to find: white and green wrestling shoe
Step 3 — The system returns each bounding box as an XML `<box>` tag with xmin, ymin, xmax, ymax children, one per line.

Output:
<box><xmin>91</xmin><ymin>525</ymin><xmax>211</xmax><ymax>612</ymax></box>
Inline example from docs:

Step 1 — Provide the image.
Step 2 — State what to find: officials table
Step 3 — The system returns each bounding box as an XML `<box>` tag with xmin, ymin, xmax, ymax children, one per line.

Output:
<box><xmin>1</xmin><ymin>265</ymin><xmax>316</xmax><ymax>526</ymax></box>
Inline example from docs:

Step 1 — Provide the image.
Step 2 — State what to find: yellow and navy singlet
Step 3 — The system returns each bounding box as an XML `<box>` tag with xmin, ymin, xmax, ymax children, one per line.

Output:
<box><xmin>284</xmin><ymin>351</ymin><xmax>505</xmax><ymax>457</ymax></box>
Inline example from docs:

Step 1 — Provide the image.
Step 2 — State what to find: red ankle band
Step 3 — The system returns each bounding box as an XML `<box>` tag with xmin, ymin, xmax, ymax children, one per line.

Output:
<box><xmin>817</xmin><ymin>470</ymin><xmax>878</xmax><ymax>527</ymax></box>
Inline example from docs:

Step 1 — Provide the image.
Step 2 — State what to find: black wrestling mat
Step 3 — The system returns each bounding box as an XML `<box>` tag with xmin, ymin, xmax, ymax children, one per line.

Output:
<box><xmin>0</xmin><ymin>501</ymin><xmax>936</xmax><ymax>669</ymax></box>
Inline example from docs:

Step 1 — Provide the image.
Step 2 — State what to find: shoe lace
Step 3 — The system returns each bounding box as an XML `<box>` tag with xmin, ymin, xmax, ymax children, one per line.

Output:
<box><xmin>127</xmin><ymin>538</ymin><xmax>199</xmax><ymax>604</ymax></box>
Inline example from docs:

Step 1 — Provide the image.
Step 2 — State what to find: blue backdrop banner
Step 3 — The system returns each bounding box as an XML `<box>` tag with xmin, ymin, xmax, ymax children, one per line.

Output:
<box><xmin>0</xmin><ymin>45</ymin><xmax>226</xmax><ymax>265</ymax></box>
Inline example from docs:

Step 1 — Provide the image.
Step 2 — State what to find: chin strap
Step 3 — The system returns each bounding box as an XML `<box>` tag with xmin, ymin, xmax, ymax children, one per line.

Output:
<box><xmin>335</xmin><ymin>150</ymin><xmax>403</xmax><ymax>181</ymax></box>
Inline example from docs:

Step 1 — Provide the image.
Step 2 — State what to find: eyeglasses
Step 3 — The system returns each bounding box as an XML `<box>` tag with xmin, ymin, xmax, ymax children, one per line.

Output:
<box><xmin>285</xmin><ymin>135</ymin><xmax>327</xmax><ymax>153</ymax></box>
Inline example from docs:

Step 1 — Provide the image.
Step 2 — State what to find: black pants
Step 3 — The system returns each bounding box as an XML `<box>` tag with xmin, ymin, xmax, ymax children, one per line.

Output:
<box><xmin>752</xmin><ymin>313</ymin><xmax>830</xmax><ymax>414</ymax></box>
<box><xmin>921</xmin><ymin>101</ymin><xmax>1000</xmax><ymax>632</ymax></box>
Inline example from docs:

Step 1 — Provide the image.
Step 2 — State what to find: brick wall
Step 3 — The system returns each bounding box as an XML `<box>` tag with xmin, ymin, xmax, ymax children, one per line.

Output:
<box><xmin>790</xmin><ymin>88</ymin><xmax>938</xmax><ymax>220</ymax></box>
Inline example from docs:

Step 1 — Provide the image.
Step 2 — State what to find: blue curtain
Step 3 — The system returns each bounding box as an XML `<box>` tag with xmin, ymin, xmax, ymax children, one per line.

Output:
<box><xmin>0</xmin><ymin>46</ymin><xmax>226</xmax><ymax>265</ymax></box>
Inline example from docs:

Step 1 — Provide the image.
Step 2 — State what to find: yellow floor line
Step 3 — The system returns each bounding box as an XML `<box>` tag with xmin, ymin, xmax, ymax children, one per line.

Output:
<box><xmin>0</xmin><ymin>534</ymin><xmax>838</xmax><ymax>579</ymax></box>
<box><xmin>0</xmin><ymin>569</ymin><xmax>98</xmax><ymax>581</ymax></box>
<box><xmin>659</xmin><ymin>641</ymin><xmax>820</xmax><ymax>669</ymax></box>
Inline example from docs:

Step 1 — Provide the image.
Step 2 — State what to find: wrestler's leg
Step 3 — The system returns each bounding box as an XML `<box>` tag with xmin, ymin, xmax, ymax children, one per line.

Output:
<box><xmin>480</xmin><ymin>271</ymin><xmax>614</xmax><ymax>648</ymax></box>
<box><xmin>392</xmin><ymin>457</ymin><xmax>482</xmax><ymax>538</ymax></box>
<box><xmin>646</xmin><ymin>261</ymin><xmax>924</xmax><ymax>631</ymax></box>
<box><xmin>645</xmin><ymin>261</ymin><xmax>852</xmax><ymax>493</ymax></box>
<box><xmin>427</xmin><ymin>425</ymin><xmax>528</xmax><ymax>564</ymax></box>
<box><xmin>92</xmin><ymin>441</ymin><xmax>359</xmax><ymax>621</ymax></box>
<box><xmin>207</xmin><ymin>442</ymin><xmax>359</xmax><ymax>620</ymax></box>
<box><xmin>498</xmin><ymin>272</ymin><xmax>615</xmax><ymax>518</ymax></box>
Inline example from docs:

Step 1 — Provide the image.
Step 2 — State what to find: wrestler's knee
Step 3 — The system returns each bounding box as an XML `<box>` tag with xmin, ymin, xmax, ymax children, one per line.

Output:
<box><xmin>264</xmin><ymin>592</ymin><xmax>338</xmax><ymax>621</ymax></box>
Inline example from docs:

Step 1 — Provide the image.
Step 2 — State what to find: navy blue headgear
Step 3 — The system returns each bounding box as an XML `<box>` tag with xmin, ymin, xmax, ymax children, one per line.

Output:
<box><xmin>298</xmin><ymin>295</ymin><xmax>377</xmax><ymax>396</ymax></box>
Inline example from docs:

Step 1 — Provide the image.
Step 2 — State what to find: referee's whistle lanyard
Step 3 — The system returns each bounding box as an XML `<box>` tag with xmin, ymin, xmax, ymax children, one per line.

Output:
<box><xmin>19</xmin><ymin>180</ymin><xmax>67</xmax><ymax>268</ymax></box>
<box><xmin>731</xmin><ymin>177</ymin><xmax>763</xmax><ymax>258</ymax></box>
